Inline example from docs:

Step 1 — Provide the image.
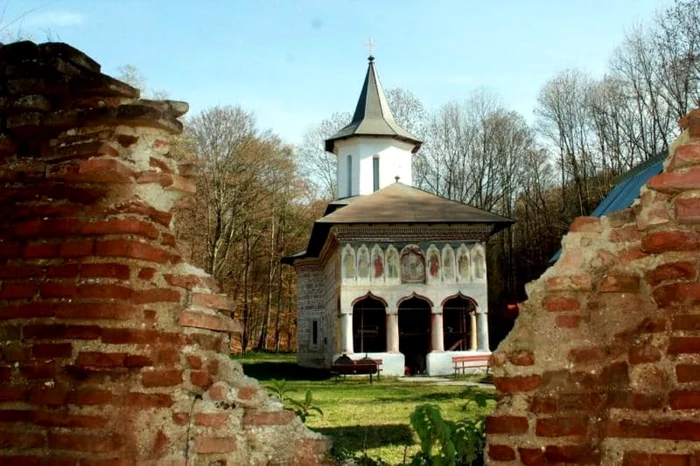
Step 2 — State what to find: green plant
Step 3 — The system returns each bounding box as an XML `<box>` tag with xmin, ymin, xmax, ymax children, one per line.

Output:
<box><xmin>408</xmin><ymin>388</ymin><xmax>487</xmax><ymax>466</ymax></box>
<box><xmin>289</xmin><ymin>389</ymin><xmax>323</xmax><ymax>423</ymax></box>
<box><xmin>268</xmin><ymin>378</ymin><xmax>293</xmax><ymax>402</ymax></box>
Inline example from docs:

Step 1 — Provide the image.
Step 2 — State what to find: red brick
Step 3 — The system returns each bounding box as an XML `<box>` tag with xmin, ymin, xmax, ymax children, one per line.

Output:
<box><xmin>23</xmin><ymin>324</ymin><xmax>101</xmax><ymax>340</ymax></box>
<box><xmin>569</xmin><ymin>216</ymin><xmax>602</xmax><ymax>233</ymax></box>
<box><xmin>208</xmin><ymin>382</ymin><xmax>229</xmax><ymax>401</ymax></box>
<box><xmin>654</xmin><ymin>283</ymin><xmax>700</xmax><ymax>308</ymax></box>
<box><xmin>20</xmin><ymin>362</ymin><xmax>57</xmax><ymax>379</ymax></box>
<box><xmin>677</xmin><ymin>364</ymin><xmax>700</xmax><ymax>383</ymax></box>
<box><xmin>191</xmin><ymin>370</ymin><xmax>213</xmax><ymax>388</ymax></box>
<box><xmin>238</xmin><ymin>386</ymin><xmax>257</xmax><ymax>400</ymax></box>
<box><xmin>673</xmin><ymin>143</ymin><xmax>700</xmax><ymax>167</ymax></box>
<box><xmin>75</xmin><ymin>352</ymin><xmax>126</xmax><ymax>367</ymax></box>
<box><xmin>609</xmin><ymin>391</ymin><xmax>664</xmax><ymax>410</ymax></box>
<box><xmin>623</xmin><ymin>452</ymin><xmax>693</xmax><ymax>466</ymax></box>
<box><xmin>142</xmin><ymin>369</ymin><xmax>183</xmax><ymax>387</ymax></box>
<box><xmin>508</xmin><ymin>350</ymin><xmax>535</xmax><ymax>366</ymax></box>
<box><xmin>179</xmin><ymin>310</ymin><xmax>241</xmax><ymax>333</ymax></box>
<box><xmin>124</xmin><ymin>392</ymin><xmax>174</xmax><ymax>408</ymax></box>
<box><xmin>0</xmin><ymin>386</ymin><xmax>28</xmax><ymax>402</ymax></box>
<box><xmin>672</xmin><ymin>314</ymin><xmax>700</xmax><ymax>331</ymax></box>
<box><xmin>164</xmin><ymin>274</ymin><xmax>201</xmax><ymax>289</ymax></box>
<box><xmin>648</xmin><ymin>168</ymin><xmax>700</xmax><ymax>193</ymax></box>
<box><xmin>486</xmin><ymin>415</ymin><xmax>528</xmax><ymax>434</ymax></box>
<box><xmin>46</xmin><ymin>264</ymin><xmax>80</xmax><ymax>278</ymax></box>
<box><xmin>543</xmin><ymin>296</ymin><xmax>580</xmax><ymax>312</ymax></box>
<box><xmin>546</xmin><ymin>274</ymin><xmax>592</xmax><ymax>292</ymax></box>
<box><xmin>568</xmin><ymin>346</ymin><xmax>608</xmax><ymax>366</ymax></box>
<box><xmin>618</xmin><ymin>245</ymin><xmax>648</xmax><ymax>264</ymax></box>
<box><xmin>172</xmin><ymin>412</ymin><xmax>190</xmax><ymax>425</ymax></box>
<box><xmin>0</xmin><ymin>430</ymin><xmax>45</xmax><ymax>449</ymax></box>
<box><xmin>191</xmin><ymin>292</ymin><xmax>234</xmax><ymax>311</ymax></box>
<box><xmin>14</xmin><ymin>218</ymin><xmax>81</xmax><ymax>237</ymax></box>
<box><xmin>161</xmin><ymin>233</ymin><xmax>177</xmax><ymax>247</ymax></box>
<box><xmin>555</xmin><ymin>315</ymin><xmax>582</xmax><ymax>328</ymax></box>
<box><xmin>518</xmin><ymin>448</ymin><xmax>546</xmax><ymax>465</ymax></box>
<box><xmin>32</xmin><ymin>342</ymin><xmax>72</xmax><ymax>359</ymax></box>
<box><xmin>76</xmin><ymin>158</ymin><xmax>135</xmax><ymax>183</ymax></box>
<box><xmin>544</xmin><ymin>445</ymin><xmax>598</xmax><ymax>463</ymax></box>
<box><xmin>23</xmin><ymin>243</ymin><xmax>58</xmax><ymax>258</ymax></box>
<box><xmin>206</xmin><ymin>359</ymin><xmax>219</xmax><ymax>375</ymax></box>
<box><xmin>646</xmin><ymin>261</ymin><xmax>696</xmax><ymax>285</ymax></box>
<box><xmin>0</xmin><ymin>365</ymin><xmax>11</xmax><ymax>382</ymax></box>
<box><xmin>0</xmin><ymin>409</ymin><xmax>32</xmax><ymax>423</ymax></box>
<box><xmin>58</xmin><ymin>240</ymin><xmax>94</xmax><ymax>257</ymax></box>
<box><xmin>32</xmin><ymin>411</ymin><xmax>107</xmax><ymax>428</ymax></box>
<box><xmin>609</xmin><ymin>224</ymin><xmax>642</xmax><ymax>243</ymax></box>
<box><xmin>138</xmin><ymin>267</ymin><xmax>156</xmax><ymax>280</ymax></box>
<box><xmin>78</xmin><ymin>283</ymin><xmax>132</xmax><ymax>300</ymax></box>
<box><xmin>676</xmin><ymin>197</ymin><xmax>700</xmax><ymax>224</ymax></box>
<box><xmin>187</xmin><ymin>355</ymin><xmax>202</xmax><ymax>369</ymax></box>
<box><xmin>536</xmin><ymin>416</ymin><xmax>588</xmax><ymax>437</ymax></box>
<box><xmin>95</xmin><ymin>239</ymin><xmax>171</xmax><ymax>263</ymax></box>
<box><xmin>194</xmin><ymin>412</ymin><xmax>228</xmax><ymax>427</ymax></box>
<box><xmin>194</xmin><ymin>436</ymin><xmax>236</xmax><ymax>453</ymax></box>
<box><xmin>629</xmin><ymin>345</ymin><xmax>662</xmax><ymax>364</ymax></box>
<box><xmin>149</xmin><ymin>156</ymin><xmax>172</xmax><ymax>173</ymax></box>
<box><xmin>101</xmin><ymin>328</ymin><xmax>183</xmax><ymax>345</ymax></box>
<box><xmin>108</xmin><ymin>200</ymin><xmax>172</xmax><ymax>227</ymax></box>
<box><xmin>599</xmin><ymin>274</ymin><xmax>640</xmax><ymax>293</ymax></box>
<box><xmin>0</xmin><ymin>242</ymin><xmax>20</xmax><ymax>258</ymax></box>
<box><xmin>668</xmin><ymin>337</ymin><xmax>700</xmax><ymax>355</ymax></box>
<box><xmin>0</xmin><ymin>265</ymin><xmax>42</xmax><ymax>279</ymax></box>
<box><xmin>0</xmin><ymin>282</ymin><xmax>36</xmax><ymax>299</ymax></box>
<box><xmin>81</xmin><ymin>263</ymin><xmax>131</xmax><ymax>280</ymax></box>
<box><xmin>124</xmin><ymin>355</ymin><xmax>153</xmax><ymax>367</ymax></box>
<box><xmin>493</xmin><ymin>375</ymin><xmax>541</xmax><ymax>393</ymax></box>
<box><xmin>642</xmin><ymin>230</ymin><xmax>700</xmax><ymax>253</ymax></box>
<box><xmin>669</xmin><ymin>390</ymin><xmax>700</xmax><ymax>410</ymax></box>
<box><xmin>39</xmin><ymin>282</ymin><xmax>76</xmax><ymax>298</ymax></box>
<box><xmin>48</xmin><ymin>432</ymin><xmax>122</xmax><ymax>452</ymax></box>
<box><xmin>1</xmin><ymin>343</ymin><xmax>31</xmax><ymax>361</ymax></box>
<box><xmin>604</xmin><ymin>419</ymin><xmax>700</xmax><ymax>440</ymax></box>
<box><xmin>488</xmin><ymin>444</ymin><xmax>516</xmax><ymax>461</ymax></box>
<box><xmin>242</xmin><ymin>410</ymin><xmax>295</xmax><ymax>427</ymax></box>
<box><xmin>54</xmin><ymin>302</ymin><xmax>135</xmax><ymax>320</ymax></box>
<box><xmin>131</xmin><ymin>287</ymin><xmax>181</xmax><ymax>304</ymax></box>
<box><xmin>81</xmin><ymin>219</ymin><xmax>159</xmax><ymax>239</ymax></box>
<box><xmin>67</xmin><ymin>388</ymin><xmax>114</xmax><ymax>405</ymax></box>
<box><xmin>29</xmin><ymin>386</ymin><xmax>69</xmax><ymax>406</ymax></box>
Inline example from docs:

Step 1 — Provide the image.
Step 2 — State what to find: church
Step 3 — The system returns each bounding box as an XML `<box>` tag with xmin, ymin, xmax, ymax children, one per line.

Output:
<box><xmin>282</xmin><ymin>55</ymin><xmax>513</xmax><ymax>376</ymax></box>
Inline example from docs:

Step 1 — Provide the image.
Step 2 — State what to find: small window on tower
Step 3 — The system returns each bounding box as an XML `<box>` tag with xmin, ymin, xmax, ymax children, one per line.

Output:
<box><xmin>373</xmin><ymin>156</ymin><xmax>380</xmax><ymax>191</ymax></box>
<box><xmin>312</xmin><ymin>320</ymin><xmax>318</xmax><ymax>345</ymax></box>
<box><xmin>347</xmin><ymin>155</ymin><xmax>352</xmax><ymax>197</ymax></box>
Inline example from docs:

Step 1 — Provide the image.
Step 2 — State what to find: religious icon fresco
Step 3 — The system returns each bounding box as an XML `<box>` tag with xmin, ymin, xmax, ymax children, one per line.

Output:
<box><xmin>400</xmin><ymin>245</ymin><xmax>426</xmax><ymax>283</ymax></box>
<box><xmin>472</xmin><ymin>245</ymin><xmax>486</xmax><ymax>279</ymax></box>
<box><xmin>342</xmin><ymin>245</ymin><xmax>355</xmax><ymax>279</ymax></box>
<box><xmin>357</xmin><ymin>245</ymin><xmax>370</xmax><ymax>279</ymax></box>
<box><xmin>386</xmin><ymin>246</ymin><xmax>399</xmax><ymax>280</ymax></box>
<box><xmin>427</xmin><ymin>245</ymin><xmax>440</xmax><ymax>279</ymax></box>
<box><xmin>442</xmin><ymin>245</ymin><xmax>455</xmax><ymax>281</ymax></box>
<box><xmin>457</xmin><ymin>245</ymin><xmax>471</xmax><ymax>281</ymax></box>
<box><xmin>371</xmin><ymin>245</ymin><xmax>384</xmax><ymax>280</ymax></box>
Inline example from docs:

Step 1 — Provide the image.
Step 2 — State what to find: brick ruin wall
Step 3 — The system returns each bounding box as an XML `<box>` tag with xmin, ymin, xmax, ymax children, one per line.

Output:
<box><xmin>0</xmin><ymin>41</ymin><xmax>329</xmax><ymax>465</ymax></box>
<box><xmin>485</xmin><ymin>112</ymin><xmax>700</xmax><ymax>464</ymax></box>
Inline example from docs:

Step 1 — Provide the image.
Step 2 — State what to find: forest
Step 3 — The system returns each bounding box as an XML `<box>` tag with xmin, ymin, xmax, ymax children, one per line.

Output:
<box><xmin>152</xmin><ymin>0</ymin><xmax>700</xmax><ymax>351</ymax></box>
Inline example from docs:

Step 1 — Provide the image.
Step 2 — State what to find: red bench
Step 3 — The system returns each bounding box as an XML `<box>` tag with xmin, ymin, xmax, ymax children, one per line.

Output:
<box><xmin>452</xmin><ymin>355</ymin><xmax>490</xmax><ymax>375</ymax></box>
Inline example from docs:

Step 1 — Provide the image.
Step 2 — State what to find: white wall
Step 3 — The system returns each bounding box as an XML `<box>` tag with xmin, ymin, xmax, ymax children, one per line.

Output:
<box><xmin>334</xmin><ymin>137</ymin><xmax>414</xmax><ymax>198</ymax></box>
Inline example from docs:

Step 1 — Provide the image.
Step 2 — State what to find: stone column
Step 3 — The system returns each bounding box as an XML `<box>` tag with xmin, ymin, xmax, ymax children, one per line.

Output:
<box><xmin>477</xmin><ymin>310</ymin><xmax>490</xmax><ymax>351</ymax></box>
<box><xmin>386</xmin><ymin>309</ymin><xmax>399</xmax><ymax>353</ymax></box>
<box><xmin>469</xmin><ymin>313</ymin><xmax>477</xmax><ymax>351</ymax></box>
<box><xmin>431</xmin><ymin>308</ymin><xmax>444</xmax><ymax>352</ymax></box>
<box><xmin>341</xmin><ymin>313</ymin><xmax>354</xmax><ymax>354</ymax></box>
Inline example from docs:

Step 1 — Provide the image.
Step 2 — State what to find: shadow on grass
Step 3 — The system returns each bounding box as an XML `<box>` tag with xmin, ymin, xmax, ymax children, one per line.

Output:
<box><xmin>375</xmin><ymin>388</ymin><xmax>498</xmax><ymax>404</ymax></box>
<box><xmin>318</xmin><ymin>424</ymin><xmax>414</xmax><ymax>454</ymax></box>
<box><xmin>239</xmin><ymin>361</ymin><xmax>331</xmax><ymax>381</ymax></box>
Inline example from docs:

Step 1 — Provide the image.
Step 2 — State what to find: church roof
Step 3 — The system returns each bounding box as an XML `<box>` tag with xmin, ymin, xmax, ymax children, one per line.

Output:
<box><xmin>324</xmin><ymin>56</ymin><xmax>422</xmax><ymax>154</ymax></box>
<box><xmin>282</xmin><ymin>182</ymin><xmax>513</xmax><ymax>264</ymax></box>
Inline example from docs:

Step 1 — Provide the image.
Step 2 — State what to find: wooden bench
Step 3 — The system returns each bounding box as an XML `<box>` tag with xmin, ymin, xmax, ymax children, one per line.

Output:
<box><xmin>452</xmin><ymin>355</ymin><xmax>490</xmax><ymax>375</ymax></box>
<box><xmin>330</xmin><ymin>358</ymin><xmax>383</xmax><ymax>383</ymax></box>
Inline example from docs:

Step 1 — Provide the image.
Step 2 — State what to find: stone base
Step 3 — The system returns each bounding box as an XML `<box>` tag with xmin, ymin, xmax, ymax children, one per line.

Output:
<box><xmin>426</xmin><ymin>350</ymin><xmax>491</xmax><ymax>376</ymax></box>
<box><xmin>333</xmin><ymin>352</ymin><xmax>406</xmax><ymax>376</ymax></box>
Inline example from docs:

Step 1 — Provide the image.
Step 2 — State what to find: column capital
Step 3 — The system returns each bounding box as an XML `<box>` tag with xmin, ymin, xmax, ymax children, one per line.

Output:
<box><xmin>386</xmin><ymin>306</ymin><xmax>398</xmax><ymax>315</ymax></box>
<box><xmin>431</xmin><ymin>304</ymin><xmax>443</xmax><ymax>314</ymax></box>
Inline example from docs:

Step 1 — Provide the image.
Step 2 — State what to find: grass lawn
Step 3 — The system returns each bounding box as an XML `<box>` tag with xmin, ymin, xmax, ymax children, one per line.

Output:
<box><xmin>234</xmin><ymin>352</ymin><xmax>496</xmax><ymax>465</ymax></box>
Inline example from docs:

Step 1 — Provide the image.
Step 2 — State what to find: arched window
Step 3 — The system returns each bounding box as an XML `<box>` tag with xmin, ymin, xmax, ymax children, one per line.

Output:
<box><xmin>442</xmin><ymin>295</ymin><xmax>477</xmax><ymax>351</ymax></box>
<box><xmin>352</xmin><ymin>296</ymin><xmax>387</xmax><ymax>353</ymax></box>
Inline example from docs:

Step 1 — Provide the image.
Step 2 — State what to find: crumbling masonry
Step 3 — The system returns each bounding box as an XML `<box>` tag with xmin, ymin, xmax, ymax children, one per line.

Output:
<box><xmin>486</xmin><ymin>113</ymin><xmax>700</xmax><ymax>464</ymax></box>
<box><xmin>0</xmin><ymin>42</ymin><xmax>329</xmax><ymax>465</ymax></box>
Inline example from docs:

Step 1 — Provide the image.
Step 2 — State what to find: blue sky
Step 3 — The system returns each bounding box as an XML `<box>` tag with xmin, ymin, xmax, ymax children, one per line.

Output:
<box><xmin>4</xmin><ymin>0</ymin><xmax>668</xmax><ymax>144</ymax></box>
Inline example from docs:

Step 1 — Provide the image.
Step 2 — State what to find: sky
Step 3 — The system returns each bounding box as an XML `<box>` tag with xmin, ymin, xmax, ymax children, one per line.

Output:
<box><xmin>2</xmin><ymin>0</ymin><xmax>670</xmax><ymax>145</ymax></box>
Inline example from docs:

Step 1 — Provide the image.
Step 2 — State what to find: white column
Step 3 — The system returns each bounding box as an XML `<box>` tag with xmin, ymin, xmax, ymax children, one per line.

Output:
<box><xmin>469</xmin><ymin>313</ymin><xmax>477</xmax><ymax>350</ymax></box>
<box><xmin>341</xmin><ymin>313</ymin><xmax>354</xmax><ymax>354</ymax></box>
<box><xmin>386</xmin><ymin>310</ymin><xmax>399</xmax><ymax>353</ymax></box>
<box><xmin>431</xmin><ymin>309</ymin><xmax>444</xmax><ymax>352</ymax></box>
<box><xmin>477</xmin><ymin>310</ymin><xmax>489</xmax><ymax>351</ymax></box>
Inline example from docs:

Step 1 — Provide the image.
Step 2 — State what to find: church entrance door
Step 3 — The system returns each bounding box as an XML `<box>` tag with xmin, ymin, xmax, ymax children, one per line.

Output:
<box><xmin>353</xmin><ymin>296</ymin><xmax>386</xmax><ymax>353</ymax></box>
<box><xmin>443</xmin><ymin>296</ymin><xmax>477</xmax><ymax>351</ymax></box>
<box><xmin>398</xmin><ymin>297</ymin><xmax>431</xmax><ymax>375</ymax></box>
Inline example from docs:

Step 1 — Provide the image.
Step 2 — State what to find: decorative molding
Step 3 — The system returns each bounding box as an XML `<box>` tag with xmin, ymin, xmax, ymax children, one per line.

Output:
<box><xmin>331</xmin><ymin>224</ymin><xmax>493</xmax><ymax>243</ymax></box>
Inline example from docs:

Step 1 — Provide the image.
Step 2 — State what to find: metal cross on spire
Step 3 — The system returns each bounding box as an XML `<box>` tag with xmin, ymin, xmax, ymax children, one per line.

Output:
<box><xmin>365</xmin><ymin>37</ymin><xmax>377</xmax><ymax>57</ymax></box>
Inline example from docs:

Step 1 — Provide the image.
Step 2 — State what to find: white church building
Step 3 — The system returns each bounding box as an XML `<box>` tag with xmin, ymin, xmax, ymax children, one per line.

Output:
<box><xmin>282</xmin><ymin>55</ymin><xmax>513</xmax><ymax>376</ymax></box>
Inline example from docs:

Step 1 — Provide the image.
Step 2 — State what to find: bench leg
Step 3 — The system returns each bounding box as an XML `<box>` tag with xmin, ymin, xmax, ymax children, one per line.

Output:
<box><xmin>369</xmin><ymin>372</ymin><xmax>373</xmax><ymax>384</ymax></box>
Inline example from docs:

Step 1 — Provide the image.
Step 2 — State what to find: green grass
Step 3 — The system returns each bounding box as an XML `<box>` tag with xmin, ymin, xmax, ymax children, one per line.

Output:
<box><xmin>234</xmin><ymin>352</ymin><xmax>495</xmax><ymax>465</ymax></box>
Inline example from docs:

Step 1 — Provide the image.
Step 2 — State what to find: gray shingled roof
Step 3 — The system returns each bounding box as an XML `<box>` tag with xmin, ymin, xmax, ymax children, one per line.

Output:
<box><xmin>324</xmin><ymin>56</ymin><xmax>422</xmax><ymax>153</ymax></box>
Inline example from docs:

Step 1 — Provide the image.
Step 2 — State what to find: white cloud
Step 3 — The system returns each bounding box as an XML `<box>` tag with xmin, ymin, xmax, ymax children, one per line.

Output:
<box><xmin>24</xmin><ymin>11</ymin><xmax>85</xmax><ymax>28</ymax></box>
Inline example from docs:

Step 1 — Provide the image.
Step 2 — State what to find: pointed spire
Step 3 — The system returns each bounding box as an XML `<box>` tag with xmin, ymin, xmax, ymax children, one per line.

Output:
<box><xmin>325</xmin><ymin>56</ymin><xmax>422</xmax><ymax>153</ymax></box>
